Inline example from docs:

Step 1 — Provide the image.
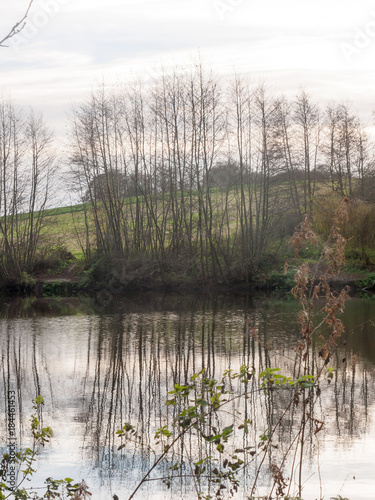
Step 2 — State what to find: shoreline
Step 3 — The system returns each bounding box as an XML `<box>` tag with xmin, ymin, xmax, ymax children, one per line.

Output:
<box><xmin>0</xmin><ymin>269</ymin><xmax>371</xmax><ymax>298</ymax></box>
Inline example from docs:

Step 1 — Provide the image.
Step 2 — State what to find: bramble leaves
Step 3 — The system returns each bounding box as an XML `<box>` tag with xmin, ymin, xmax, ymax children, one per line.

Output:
<box><xmin>0</xmin><ymin>397</ymin><xmax>90</xmax><ymax>499</ymax></box>
<box><xmin>259</xmin><ymin>368</ymin><xmax>315</xmax><ymax>392</ymax></box>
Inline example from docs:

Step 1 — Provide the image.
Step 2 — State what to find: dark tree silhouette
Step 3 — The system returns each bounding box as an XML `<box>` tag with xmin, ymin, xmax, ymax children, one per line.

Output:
<box><xmin>0</xmin><ymin>0</ymin><xmax>34</xmax><ymax>47</ymax></box>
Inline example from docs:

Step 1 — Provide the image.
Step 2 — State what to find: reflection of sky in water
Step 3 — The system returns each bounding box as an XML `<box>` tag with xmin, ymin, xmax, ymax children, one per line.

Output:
<box><xmin>0</xmin><ymin>294</ymin><xmax>375</xmax><ymax>499</ymax></box>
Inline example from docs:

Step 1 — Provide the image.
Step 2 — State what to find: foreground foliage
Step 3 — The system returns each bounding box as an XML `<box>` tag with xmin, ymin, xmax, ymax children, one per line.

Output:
<box><xmin>0</xmin><ymin>397</ymin><xmax>91</xmax><ymax>500</ymax></box>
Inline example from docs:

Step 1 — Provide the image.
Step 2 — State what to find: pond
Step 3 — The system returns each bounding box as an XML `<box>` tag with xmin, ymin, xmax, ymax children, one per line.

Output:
<box><xmin>0</xmin><ymin>292</ymin><xmax>375</xmax><ymax>499</ymax></box>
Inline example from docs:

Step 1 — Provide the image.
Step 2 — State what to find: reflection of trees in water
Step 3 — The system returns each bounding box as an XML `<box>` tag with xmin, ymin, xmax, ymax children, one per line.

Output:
<box><xmin>1</xmin><ymin>323</ymin><xmax>23</xmax><ymax>442</ymax></box>
<box><xmin>0</xmin><ymin>318</ymin><xmax>54</xmax><ymax>450</ymax></box>
<box><xmin>79</xmin><ymin>302</ymin><xmax>375</xmax><ymax>494</ymax></box>
<box><xmin>81</xmin><ymin>304</ymin><xmax>254</xmax><ymax>487</ymax></box>
<box><xmin>0</xmin><ymin>295</ymin><xmax>374</xmax><ymax>495</ymax></box>
<box><xmin>330</xmin><ymin>351</ymin><xmax>371</xmax><ymax>440</ymax></box>
<box><xmin>0</xmin><ymin>296</ymin><xmax>96</xmax><ymax>319</ymax></box>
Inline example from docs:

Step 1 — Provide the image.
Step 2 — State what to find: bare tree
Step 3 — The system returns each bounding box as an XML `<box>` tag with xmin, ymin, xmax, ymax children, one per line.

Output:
<box><xmin>0</xmin><ymin>98</ymin><xmax>55</xmax><ymax>284</ymax></box>
<box><xmin>273</xmin><ymin>96</ymin><xmax>302</xmax><ymax>216</ymax></box>
<box><xmin>0</xmin><ymin>0</ymin><xmax>34</xmax><ymax>47</ymax></box>
<box><xmin>294</xmin><ymin>89</ymin><xmax>320</xmax><ymax>213</ymax></box>
<box><xmin>323</xmin><ymin>102</ymin><xmax>367</xmax><ymax>197</ymax></box>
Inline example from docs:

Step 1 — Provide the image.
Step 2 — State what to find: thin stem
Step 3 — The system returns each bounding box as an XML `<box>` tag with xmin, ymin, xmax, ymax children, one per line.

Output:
<box><xmin>183</xmin><ymin>440</ymin><xmax>201</xmax><ymax>499</ymax></box>
<box><xmin>0</xmin><ymin>0</ymin><xmax>34</xmax><ymax>47</ymax></box>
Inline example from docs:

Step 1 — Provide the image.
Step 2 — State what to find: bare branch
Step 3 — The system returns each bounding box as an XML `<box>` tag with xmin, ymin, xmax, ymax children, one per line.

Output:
<box><xmin>0</xmin><ymin>0</ymin><xmax>34</xmax><ymax>47</ymax></box>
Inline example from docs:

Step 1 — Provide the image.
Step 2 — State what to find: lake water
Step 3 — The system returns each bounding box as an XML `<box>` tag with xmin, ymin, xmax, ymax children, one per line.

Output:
<box><xmin>1</xmin><ymin>292</ymin><xmax>375</xmax><ymax>499</ymax></box>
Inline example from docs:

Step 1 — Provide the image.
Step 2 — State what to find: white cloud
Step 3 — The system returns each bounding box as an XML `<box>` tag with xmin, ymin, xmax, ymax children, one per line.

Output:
<box><xmin>1</xmin><ymin>0</ymin><xmax>375</xmax><ymax>143</ymax></box>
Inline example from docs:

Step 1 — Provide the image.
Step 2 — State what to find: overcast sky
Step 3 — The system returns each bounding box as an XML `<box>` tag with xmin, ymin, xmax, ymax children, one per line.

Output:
<box><xmin>1</xmin><ymin>0</ymin><xmax>375</xmax><ymax>140</ymax></box>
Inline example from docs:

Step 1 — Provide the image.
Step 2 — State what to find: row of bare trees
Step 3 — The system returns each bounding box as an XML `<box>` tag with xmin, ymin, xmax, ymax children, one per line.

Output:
<box><xmin>69</xmin><ymin>66</ymin><xmax>375</xmax><ymax>283</ymax></box>
<box><xmin>0</xmin><ymin>98</ymin><xmax>55</xmax><ymax>284</ymax></box>
<box><xmin>70</xmin><ymin>72</ymin><xmax>286</xmax><ymax>281</ymax></box>
<box><xmin>0</xmin><ymin>65</ymin><xmax>373</xmax><ymax>286</ymax></box>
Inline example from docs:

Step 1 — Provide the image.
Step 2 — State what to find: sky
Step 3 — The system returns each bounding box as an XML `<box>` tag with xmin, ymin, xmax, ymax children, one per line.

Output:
<box><xmin>1</xmin><ymin>0</ymin><xmax>375</xmax><ymax>142</ymax></box>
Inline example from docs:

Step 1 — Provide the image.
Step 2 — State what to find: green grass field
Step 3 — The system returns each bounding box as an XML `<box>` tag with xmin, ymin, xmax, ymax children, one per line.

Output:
<box><xmin>36</xmin><ymin>181</ymin><xmax>335</xmax><ymax>259</ymax></box>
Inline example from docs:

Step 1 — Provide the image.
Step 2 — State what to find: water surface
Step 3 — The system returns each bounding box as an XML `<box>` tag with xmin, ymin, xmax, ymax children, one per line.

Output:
<box><xmin>1</xmin><ymin>293</ymin><xmax>375</xmax><ymax>499</ymax></box>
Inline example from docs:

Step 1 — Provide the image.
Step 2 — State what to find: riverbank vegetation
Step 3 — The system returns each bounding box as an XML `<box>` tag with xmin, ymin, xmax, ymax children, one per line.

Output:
<box><xmin>0</xmin><ymin>64</ymin><xmax>374</xmax><ymax>292</ymax></box>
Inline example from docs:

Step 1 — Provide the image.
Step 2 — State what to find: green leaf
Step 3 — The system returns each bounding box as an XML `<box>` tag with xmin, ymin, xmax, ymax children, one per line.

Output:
<box><xmin>300</xmin><ymin>381</ymin><xmax>314</xmax><ymax>388</ymax></box>
<box><xmin>222</xmin><ymin>425</ymin><xmax>233</xmax><ymax>438</ymax></box>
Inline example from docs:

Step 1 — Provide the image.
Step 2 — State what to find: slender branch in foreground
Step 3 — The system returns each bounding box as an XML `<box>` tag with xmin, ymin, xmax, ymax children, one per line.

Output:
<box><xmin>0</xmin><ymin>0</ymin><xmax>34</xmax><ymax>47</ymax></box>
